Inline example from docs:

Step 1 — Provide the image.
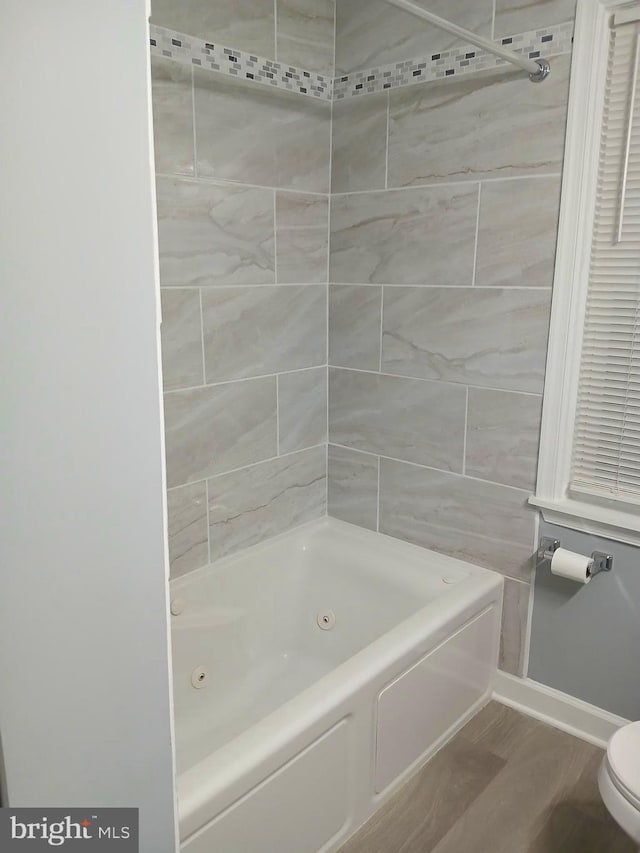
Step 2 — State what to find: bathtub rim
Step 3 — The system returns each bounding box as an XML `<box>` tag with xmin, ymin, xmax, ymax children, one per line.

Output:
<box><xmin>170</xmin><ymin>515</ymin><xmax>500</xmax><ymax>596</ymax></box>
<box><xmin>173</xmin><ymin>520</ymin><xmax>504</xmax><ymax>840</ymax></box>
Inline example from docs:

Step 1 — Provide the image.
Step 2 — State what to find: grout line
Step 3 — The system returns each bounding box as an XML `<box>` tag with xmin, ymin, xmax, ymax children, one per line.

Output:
<box><xmin>273</xmin><ymin>0</ymin><xmax>278</xmax><ymax>62</ymax></box>
<box><xmin>155</xmin><ymin>172</ymin><xmax>330</xmax><ymax>198</ymax></box>
<box><xmin>168</xmin><ymin>443</ymin><xmax>328</xmax><ymax>491</ymax></box>
<box><xmin>164</xmin><ymin>363</ymin><xmax>327</xmax><ymax>395</ymax></box>
<box><xmin>160</xmin><ymin>282</ymin><xmax>551</xmax><ymax>291</ymax></box>
<box><xmin>190</xmin><ymin>66</ymin><xmax>197</xmax><ymax>176</ymax></box>
<box><xmin>327</xmin><ymin>442</ymin><xmax>533</xmax><ymax>497</ymax></box>
<box><xmin>462</xmin><ymin>385</ymin><xmax>469</xmax><ymax>475</ymax></box>
<box><xmin>164</xmin><ymin>363</ymin><xmax>545</xmax><ymax>399</ymax></box>
<box><xmin>155</xmin><ymin>170</ymin><xmax>563</xmax><ymax>199</ymax></box>
<box><xmin>379</xmin><ymin>287</ymin><xmax>384</xmax><ymax>372</ymax></box>
<box><xmin>325</xmin><ymin>280</ymin><xmax>330</xmax><ymax>510</ymax></box>
<box><xmin>325</xmin><ymin>360</ymin><xmax>329</xmax><ymax>514</ymax></box>
<box><xmin>376</xmin><ymin>456</ymin><xmax>381</xmax><ymax>532</ymax></box>
<box><xmin>330</xmin><ymin>172</ymin><xmax>564</xmax><ymax>197</ymax></box>
<box><xmin>273</xmin><ymin>190</ymin><xmax>279</xmax><ymax>283</ymax></box>
<box><xmin>385</xmin><ymin>91</ymin><xmax>391</xmax><ymax>190</ymax></box>
<box><xmin>332</xmin><ymin>0</ymin><xmax>337</xmax><ymax>82</ymax></box>
<box><xmin>276</xmin><ymin>373</ymin><xmax>280</xmax><ymax>455</ymax></box>
<box><xmin>326</xmin><ymin>80</ymin><xmax>333</xmax><ymax>517</ymax></box>
<box><xmin>205</xmin><ymin>478</ymin><xmax>211</xmax><ymax>564</ymax></box>
<box><xmin>328</xmin><ymin>114</ymin><xmax>335</xmax><ymax>200</ymax></box>
<box><xmin>198</xmin><ymin>288</ymin><xmax>207</xmax><ymax>384</ymax></box>
<box><xmin>161</xmin><ymin>282</ymin><xmax>330</xmax><ymax>289</ymax></box>
<box><xmin>327</xmin><ymin>110</ymin><xmax>334</xmax><ymax>296</ymax></box>
<box><xmin>327</xmin><ymin>364</ymin><xmax>545</xmax><ymax>398</ymax></box>
<box><xmin>472</xmin><ymin>182</ymin><xmax>482</xmax><ymax>287</ymax></box>
<box><xmin>326</xmin><ymin>282</ymin><xmax>552</xmax><ymax>290</ymax></box>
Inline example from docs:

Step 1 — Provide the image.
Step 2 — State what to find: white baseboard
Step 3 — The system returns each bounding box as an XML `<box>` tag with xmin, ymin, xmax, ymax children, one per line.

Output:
<box><xmin>493</xmin><ymin>671</ymin><xmax>630</xmax><ymax>749</ymax></box>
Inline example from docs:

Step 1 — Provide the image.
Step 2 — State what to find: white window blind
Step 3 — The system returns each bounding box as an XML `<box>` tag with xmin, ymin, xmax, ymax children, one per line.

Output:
<box><xmin>570</xmin><ymin>14</ymin><xmax>640</xmax><ymax>505</ymax></box>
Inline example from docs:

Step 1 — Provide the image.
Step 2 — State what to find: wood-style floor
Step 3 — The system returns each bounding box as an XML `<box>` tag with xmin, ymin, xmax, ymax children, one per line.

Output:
<box><xmin>339</xmin><ymin>702</ymin><xmax>635</xmax><ymax>853</ymax></box>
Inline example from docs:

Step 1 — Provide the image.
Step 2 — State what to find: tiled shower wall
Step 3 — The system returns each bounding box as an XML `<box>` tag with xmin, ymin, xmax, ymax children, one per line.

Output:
<box><xmin>334</xmin><ymin>0</ymin><xmax>576</xmax><ymax>73</ymax></box>
<box><xmin>151</xmin><ymin>0</ymin><xmax>335</xmax><ymax>76</ymax></box>
<box><xmin>327</xmin><ymin>0</ymin><xmax>576</xmax><ymax>676</ymax></box>
<box><xmin>152</xmin><ymin>0</ymin><xmax>577</xmax><ymax>678</ymax></box>
<box><xmin>152</xmin><ymin>0</ymin><xmax>334</xmax><ymax>577</ymax></box>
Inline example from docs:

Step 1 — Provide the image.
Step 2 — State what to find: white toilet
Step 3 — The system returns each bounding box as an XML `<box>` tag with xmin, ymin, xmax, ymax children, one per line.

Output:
<box><xmin>599</xmin><ymin>720</ymin><xmax>640</xmax><ymax>848</ymax></box>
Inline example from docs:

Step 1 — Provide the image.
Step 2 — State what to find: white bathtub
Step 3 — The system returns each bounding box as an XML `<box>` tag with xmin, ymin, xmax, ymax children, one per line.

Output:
<box><xmin>171</xmin><ymin>517</ymin><xmax>503</xmax><ymax>853</ymax></box>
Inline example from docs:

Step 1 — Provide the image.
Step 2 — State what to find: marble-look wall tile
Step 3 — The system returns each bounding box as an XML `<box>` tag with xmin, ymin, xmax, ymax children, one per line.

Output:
<box><xmin>328</xmin><ymin>444</ymin><xmax>378</xmax><ymax>531</ymax></box>
<box><xmin>275</xmin><ymin>192</ymin><xmax>329</xmax><ymax>284</ymax></box>
<box><xmin>476</xmin><ymin>177</ymin><xmax>562</xmax><ymax>288</ymax></box>
<box><xmin>330</xmin><ymin>185</ymin><xmax>478</xmax><ymax>284</ymax></box>
<box><xmin>151</xmin><ymin>58</ymin><xmax>194</xmax><ymax>177</ymax></box>
<box><xmin>500</xmin><ymin>578</ymin><xmax>531</xmax><ymax>676</ymax></box>
<box><xmin>331</xmin><ymin>94</ymin><xmax>388</xmax><ymax>193</ymax></box>
<box><xmin>156</xmin><ymin>177</ymin><xmax>275</xmax><ymax>287</ymax></box>
<box><xmin>151</xmin><ymin>0</ymin><xmax>276</xmax><ymax>58</ymax></box>
<box><xmin>278</xmin><ymin>367</ymin><xmax>328</xmax><ymax>454</ymax></box>
<box><xmin>194</xmin><ymin>71</ymin><xmax>331</xmax><ymax>193</ymax></box>
<box><xmin>329</xmin><ymin>368</ymin><xmax>466</xmax><ymax>471</ymax></box>
<box><xmin>167</xmin><ymin>482</ymin><xmax>208</xmax><ymax>578</ymax></box>
<box><xmin>160</xmin><ymin>289</ymin><xmax>204</xmax><ymax>392</ymax></box>
<box><xmin>276</xmin><ymin>0</ymin><xmax>335</xmax><ymax>76</ymax></box>
<box><xmin>379</xmin><ymin>459</ymin><xmax>536</xmax><ymax>580</ymax></box>
<box><xmin>494</xmin><ymin>0</ymin><xmax>576</xmax><ymax>38</ymax></box>
<box><xmin>388</xmin><ymin>56</ymin><xmax>571</xmax><ymax>187</ymax></box>
<box><xmin>335</xmin><ymin>0</ymin><xmax>493</xmax><ymax>74</ymax></box>
<box><xmin>329</xmin><ymin>285</ymin><xmax>381</xmax><ymax>370</ymax></box>
<box><xmin>466</xmin><ymin>389</ymin><xmax>543</xmax><ymax>491</ymax></box>
<box><xmin>208</xmin><ymin>446</ymin><xmax>326</xmax><ymax>560</ymax></box>
<box><xmin>164</xmin><ymin>377</ymin><xmax>276</xmax><ymax>487</ymax></box>
<box><xmin>382</xmin><ymin>287</ymin><xmax>552</xmax><ymax>393</ymax></box>
<box><xmin>201</xmin><ymin>286</ymin><xmax>326</xmax><ymax>382</ymax></box>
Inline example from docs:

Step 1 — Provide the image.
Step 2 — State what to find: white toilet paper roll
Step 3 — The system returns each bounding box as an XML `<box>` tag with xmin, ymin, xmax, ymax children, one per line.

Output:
<box><xmin>550</xmin><ymin>548</ymin><xmax>592</xmax><ymax>584</ymax></box>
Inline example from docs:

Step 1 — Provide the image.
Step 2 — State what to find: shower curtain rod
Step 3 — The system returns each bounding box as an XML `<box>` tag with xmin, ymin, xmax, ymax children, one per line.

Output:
<box><xmin>383</xmin><ymin>0</ymin><xmax>551</xmax><ymax>82</ymax></box>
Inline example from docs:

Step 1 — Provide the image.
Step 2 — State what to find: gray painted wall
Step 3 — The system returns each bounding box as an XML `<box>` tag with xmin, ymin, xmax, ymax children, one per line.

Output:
<box><xmin>529</xmin><ymin>521</ymin><xmax>640</xmax><ymax>721</ymax></box>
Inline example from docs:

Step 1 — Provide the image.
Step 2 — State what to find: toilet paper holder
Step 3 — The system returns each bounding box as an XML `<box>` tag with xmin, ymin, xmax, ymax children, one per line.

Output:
<box><xmin>537</xmin><ymin>537</ymin><xmax>614</xmax><ymax>576</ymax></box>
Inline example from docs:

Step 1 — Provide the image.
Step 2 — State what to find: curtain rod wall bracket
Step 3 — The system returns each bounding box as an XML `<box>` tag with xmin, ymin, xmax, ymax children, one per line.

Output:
<box><xmin>530</xmin><ymin>59</ymin><xmax>551</xmax><ymax>83</ymax></box>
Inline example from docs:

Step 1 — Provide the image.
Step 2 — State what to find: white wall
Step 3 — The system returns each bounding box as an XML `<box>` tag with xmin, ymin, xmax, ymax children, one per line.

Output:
<box><xmin>0</xmin><ymin>2</ymin><xmax>177</xmax><ymax>851</ymax></box>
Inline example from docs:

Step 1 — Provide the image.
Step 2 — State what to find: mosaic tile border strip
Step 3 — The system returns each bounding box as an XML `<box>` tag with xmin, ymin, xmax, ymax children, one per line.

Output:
<box><xmin>150</xmin><ymin>21</ymin><xmax>574</xmax><ymax>103</ymax></box>
<box><xmin>333</xmin><ymin>21</ymin><xmax>574</xmax><ymax>99</ymax></box>
<box><xmin>150</xmin><ymin>25</ymin><xmax>332</xmax><ymax>101</ymax></box>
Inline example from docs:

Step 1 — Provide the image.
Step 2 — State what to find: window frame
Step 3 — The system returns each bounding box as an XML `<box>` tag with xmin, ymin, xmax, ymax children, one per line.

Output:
<box><xmin>530</xmin><ymin>0</ymin><xmax>640</xmax><ymax>545</ymax></box>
